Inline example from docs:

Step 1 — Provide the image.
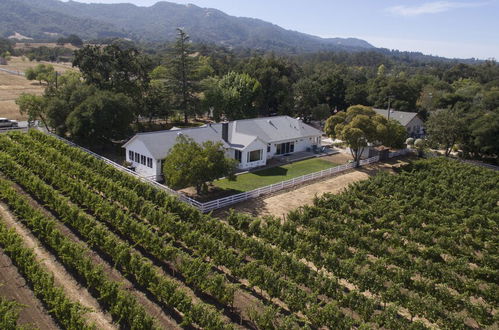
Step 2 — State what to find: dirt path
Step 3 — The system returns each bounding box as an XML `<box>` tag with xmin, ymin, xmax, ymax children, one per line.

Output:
<box><xmin>0</xmin><ymin>202</ymin><xmax>117</xmax><ymax>330</ymax></box>
<box><xmin>218</xmin><ymin>157</ymin><xmax>411</xmax><ymax>218</ymax></box>
<box><xmin>0</xmin><ymin>249</ymin><xmax>59</xmax><ymax>329</ymax></box>
<box><xmin>2</xmin><ymin>179</ymin><xmax>182</xmax><ymax>330</ymax></box>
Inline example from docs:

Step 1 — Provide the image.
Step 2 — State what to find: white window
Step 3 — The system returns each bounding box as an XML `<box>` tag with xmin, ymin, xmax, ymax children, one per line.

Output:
<box><xmin>129</xmin><ymin>150</ymin><xmax>134</xmax><ymax>161</ymax></box>
<box><xmin>134</xmin><ymin>152</ymin><xmax>140</xmax><ymax>162</ymax></box>
<box><xmin>147</xmin><ymin>157</ymin><xmax>152</xmax><ymax>168</ymax></box>
<box><xmin>141</xmin><ymin>155</ymin><xmax>146</xmax><ymax>165</ymax></box>
<box><xmin>247</xmin><ymin>149</ymin><xmax>263</xmax><ymax>162</ymax></box>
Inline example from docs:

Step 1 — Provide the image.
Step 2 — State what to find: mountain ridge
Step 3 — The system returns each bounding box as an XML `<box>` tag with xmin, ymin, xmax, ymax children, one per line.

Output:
<box><xmin>2</xmin><ymin>0</ymin><xmax>374</xmax><ymax>53</ymax></box>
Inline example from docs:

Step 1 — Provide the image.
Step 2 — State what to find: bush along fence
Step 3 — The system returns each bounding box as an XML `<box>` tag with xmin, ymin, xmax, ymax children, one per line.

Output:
<box><xmin>45</xmin><ymin>131</ymin><xmax>410</xmax><ymax>212</ymax></box>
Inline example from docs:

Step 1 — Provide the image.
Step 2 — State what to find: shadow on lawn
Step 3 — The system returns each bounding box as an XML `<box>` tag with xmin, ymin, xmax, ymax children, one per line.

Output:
<box><xmin>251</xmin><ymin>166</ymin><xmax>288</xmax><ymax>177</ymax></box>
<box><xmin>181</xmin><ymin>185</ymin><xmax>245</xmax><ymax>203</ymax></box>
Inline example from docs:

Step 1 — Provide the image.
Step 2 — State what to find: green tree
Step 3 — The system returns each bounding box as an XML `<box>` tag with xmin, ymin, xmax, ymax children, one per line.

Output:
<box><xmin>240</xmin><ymin>55</ymin><xmax>298</xmax><ymax>116</ymax></box>
<box><xmin>143</xmin><ymin>79</ymin><xmax>174</xmax><ymax>125</ymax></box>
<box><xmin>202</xmin><ymin>71</ymin><xmax>261</xmax><ymax>121</ymax></box>
<box><xmin>16</xmin><ymin>93</ymin><xmax>49</xmax><ymax>129</ymax></box>
<box><xmin>72</xmin><ymin>44</ymin><xmax>151</xmax><ymax>123</ymax></box>
<box><xmin>325</xmin><ymin>105</ymin><xmax>405</xmax><ymax>165</ymax></box>
<box><xmin>167</xmin><ymin>28</ymin><xmax>200</xmax><ymax>124</ymax></box>
<box><xmin>311</xmin><ymin>104</ymin><xmax>331</xmax><ymax>121</ymax></box>
<box><xmin>49</xmin><ymin>72</ymin><xmax>97</xmax><ymax>135</ymax></box>
<box><xmin>426</xmin><ymin>109</ymin><xmax>466</xmax><ymax>156</ymax></box>
<box><xmin>469</xmin><ymin>109</ymin><xmax>499</xmax><ymax>158</ymax></box>
<box><xmin>73</xmin><ymin>44</ymin><xmax>151</xmax><ymax>94</ymax></box>
<box><xmin>163</xmin><ymin>135</ymin><xmax>237</xmax><ymax>194</ymax></box>
<box><xmin>24</xmin><ymin>63</ymin><xmax>55</xmax><ymax>85</ymax></box>
<box><xmin>293</xmin><ymin>77</ymin><xmax>320</xmax><ymax>120</ymax></box>
<box><xmin>65</xmin><ymin>90</ymin><xmax>134</xmax><ymax>143</ymax></box>
<box><xmin>481</xmin><ymin>89</ymin><xmax>499</xmax><ymax>110</ymax></box>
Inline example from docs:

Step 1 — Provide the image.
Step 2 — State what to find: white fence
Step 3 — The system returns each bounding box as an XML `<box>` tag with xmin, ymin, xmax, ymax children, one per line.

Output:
<box><xmin>200</xmin><ymin>162</ymin><xmax>359</xmax><ymax>212</ymax></box>
<box><xmin>46</xmin><ymin>131</ymin><xmax>410</xmax><ymax>213</ymax></box>
<box><xmin>388</xmin><ymin>149</ymin><xmax>410</xmax><ymax>158</ymax></box>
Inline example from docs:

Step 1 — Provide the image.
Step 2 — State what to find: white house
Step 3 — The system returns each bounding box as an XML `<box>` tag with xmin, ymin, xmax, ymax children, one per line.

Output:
<box><xmin>373</xmin><ymin>109</ymin><xmax>425</xmax><ymax>137</ymax></box>
<box><xmin>123</xmin><ymin>116</ymin><xmax>323</xmax><ymax>180</ymax></box>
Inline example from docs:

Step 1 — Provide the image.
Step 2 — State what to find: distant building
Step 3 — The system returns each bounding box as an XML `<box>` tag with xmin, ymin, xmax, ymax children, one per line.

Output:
<box><xmin>373</xmin><ymin>108</ymin><xmax>425</xmax><ymax>137</ymax></box>
<box><xmin>123</xmin><ymin>116</ymin><xmax>323</xmax><ymax>180</ymax></box>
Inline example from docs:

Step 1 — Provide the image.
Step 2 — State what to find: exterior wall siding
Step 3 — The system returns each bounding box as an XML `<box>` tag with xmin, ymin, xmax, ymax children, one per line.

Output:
<box><xmin>125</xmin><ymin>140</ymin><xmax>157</xmax><ymax>179</ymax></box>
<box><xmin>268</xmin><ymin>135</ymin><xmax>322</xmax><ymax>158</ymax></box>
<box><xmin>237</xmin><ymin>139</ymin><xmax>267</xmax><ymax>169</ymax></box>
<box><xmin>406</xmin><ymin>117</ymin><xmax>425</xmax><ymax>136</ymax></box>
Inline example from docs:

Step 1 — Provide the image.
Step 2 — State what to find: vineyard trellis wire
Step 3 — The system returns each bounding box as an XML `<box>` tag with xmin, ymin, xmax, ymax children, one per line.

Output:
<box><xmin>45</xmin><ymin>130</ymin><xmax>411</xmax><ymax>212</ymax></box>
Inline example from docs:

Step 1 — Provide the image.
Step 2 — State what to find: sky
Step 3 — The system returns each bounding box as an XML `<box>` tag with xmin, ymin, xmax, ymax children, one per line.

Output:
<box><xmin>69</xmin><ymin>0</ymin><xmax>499</xmax><ymax>59</ymax></box>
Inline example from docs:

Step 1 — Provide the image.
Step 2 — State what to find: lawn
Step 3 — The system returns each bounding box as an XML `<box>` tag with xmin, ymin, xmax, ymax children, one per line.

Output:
<box><xmin>214</xmin><ymin>158</ymin><xmax>338</xmax><ymax>192</ymax></box>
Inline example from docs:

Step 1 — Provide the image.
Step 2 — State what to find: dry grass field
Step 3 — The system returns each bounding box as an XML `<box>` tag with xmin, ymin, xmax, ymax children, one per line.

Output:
<box><xmin>14</xmin><ymin>42</ymin><xmax>79</xmax><ymax>51</ymax></box>
<box><xmin>0</xmin><ymin>57</ymin><xmax>76</xmax><ymax>120</ymax></box>
<box><xmin>1</xmin><ymin>56</ymin><xmax>74</xmax><ymax>73</ymax></box>
<box><xmin>0</xmin><ymin>72</ymin><xmax>42</xmax><ymax>120</ymax></box>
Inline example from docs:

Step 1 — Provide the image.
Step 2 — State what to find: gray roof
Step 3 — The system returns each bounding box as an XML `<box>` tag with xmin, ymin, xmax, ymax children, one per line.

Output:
<box><xmin>373</xmin><ymin>108</ymin><xmax>419</xmax><ymax>127</ymax></box>
<box><xmin>123</xmin><ymin>116</ymin><xmax>323</xmax><ymax>159</ymax></box>
<box><xmin>123</xmin><ymin>124</ymin><xmax>230</xmax><ymax>160</ymax></box>
<box><xmin>229</xmin><ymin>116</ymin><xmax>322</xmax><ymax>143</ymax></box>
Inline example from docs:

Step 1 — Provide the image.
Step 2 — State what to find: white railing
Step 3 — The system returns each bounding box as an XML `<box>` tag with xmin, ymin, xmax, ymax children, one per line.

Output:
<box><xmin>199</xmin><ymin>161</ymin><xmax>358</xmax><ymax>212</ymax></box>
<box><xmin>359</xmin><ymin>155</ymin><xmax>380</xmax><ymax>165</ymax></box>
<box><xmin>46</xmin><ymin>131</ymin><xmax>412</xmax><ymax>213</ymax></box>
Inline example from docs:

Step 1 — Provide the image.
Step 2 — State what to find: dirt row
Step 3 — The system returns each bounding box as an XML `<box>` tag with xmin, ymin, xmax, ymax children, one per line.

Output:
<box><xmin>0</xmin><ymin>247</ymin><xmax>58</xmax><ymax>330</ymax></box>
<box><xmin>0</xmin><ymin>202</ymin><xmax>116</xmax><ymax>329</ymax></box>
<box><xmin>1</xmin><ymin>181</ymin><xmax>180</xmax><ymax>329</ymax></box>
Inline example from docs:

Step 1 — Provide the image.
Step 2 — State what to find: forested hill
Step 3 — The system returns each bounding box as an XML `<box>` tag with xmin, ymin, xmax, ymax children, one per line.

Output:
<box><xmin>0</xmin><ymin>0</ymin><xmax>128</xmax><ymax>40</ymax></box>
<box><xmin>3</xmin><ymin>0</ymin><xmax>373</xmax><ymax>53</ymax></box>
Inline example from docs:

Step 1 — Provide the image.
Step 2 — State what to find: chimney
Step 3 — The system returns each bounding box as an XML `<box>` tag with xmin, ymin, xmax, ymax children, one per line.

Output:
<box><xmin>222</xmin><ymin>122</ymin><xmax>229</xmax><ymax>142</ymax></box>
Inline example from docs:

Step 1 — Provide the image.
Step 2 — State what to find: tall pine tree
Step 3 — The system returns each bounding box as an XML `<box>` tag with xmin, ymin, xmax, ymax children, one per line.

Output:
<box><xmin>168</xmin><ymin>28</ymin><xmax>199</xmax><ymax>124</ymax></box>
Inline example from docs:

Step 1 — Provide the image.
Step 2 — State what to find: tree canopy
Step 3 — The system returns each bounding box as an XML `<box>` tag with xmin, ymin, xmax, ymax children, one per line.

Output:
<box><xmin>24</xmin><ymin>63</ymin><xmax>55</xmax><ymax>85</ymax></box>
<box><xmin>325</xmin><ymin>105</ymin><xmax>406</xmax><ymax>164</ymax></box>
<box><xmin>65</xmin><ymin>90</ymin><xmax>134</xmax><ymax>143</ymax></box>
<box><xmin>426</xmin><ymin>109</ymin><xmax>466</xmax><ymax>156</ymax></box>
<box><xmin>163</xmin><ymin>135</ymin><xmax>237</xmax><ymax>194</ymax></box>
<box><xmin>12</xmin><ymin>31</ymin><xmax>499</xmax><ymax>161</ymax></box>
<box><xmin>202</xmin><ymin>71</ymin><xmax>261</xmax><ymax>121</ymax></box>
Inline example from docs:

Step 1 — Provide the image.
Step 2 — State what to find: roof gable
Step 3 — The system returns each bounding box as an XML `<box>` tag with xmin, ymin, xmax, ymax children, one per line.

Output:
<box><xmin>372</xmin><ymin>108</ymin><xmax>419</xmax><ymax>127</ymax></box>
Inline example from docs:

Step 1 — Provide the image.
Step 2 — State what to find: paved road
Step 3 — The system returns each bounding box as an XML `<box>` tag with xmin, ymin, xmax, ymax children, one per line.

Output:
<box><xmin>0</xmin><ymin>67</ymin><xmax>24</xmax><ymax>76</ymax></box>
<box><xmin>0</xmin><ymin>121</ymin><xmax>30</xmax><ymax>132</ymax></box>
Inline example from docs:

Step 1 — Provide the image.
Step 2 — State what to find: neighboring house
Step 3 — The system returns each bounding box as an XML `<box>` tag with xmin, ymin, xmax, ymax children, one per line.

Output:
<box><xmin>373</xmin><ymin>108</ymin><xmax>425</xmax><ymax>137</ymax></box>
<box><xmin>123</xmin><ymin>116</ymin><xmax>323</xmax><ymax>180</ymax></box>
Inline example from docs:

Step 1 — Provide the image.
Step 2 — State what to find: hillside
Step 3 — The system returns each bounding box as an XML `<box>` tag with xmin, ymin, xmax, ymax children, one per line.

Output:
<box><xmin>3</xmin><ymin>0</ymin><xmax>373</xmax><ymax>53</ymax></box>
<box><xmin>0</xmin><ymin>0</ymin><xmax>127</xmax><ymax>40</ymax></box>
